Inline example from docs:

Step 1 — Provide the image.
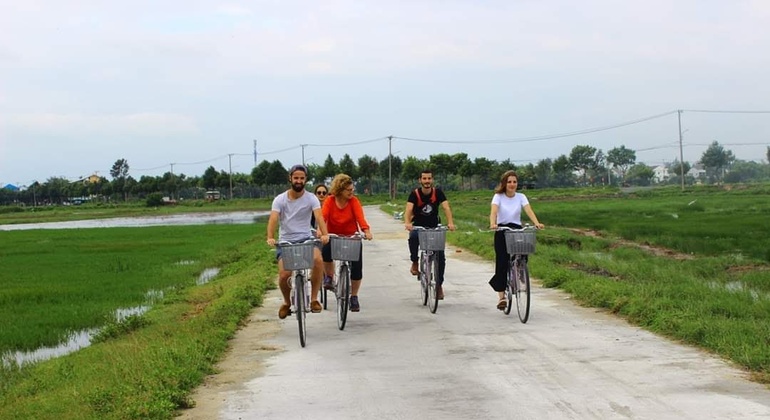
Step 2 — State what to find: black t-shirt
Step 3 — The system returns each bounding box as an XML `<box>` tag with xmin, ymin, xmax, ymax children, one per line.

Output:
<box><xmin>407</xmin><ymin>187</ymin><xmax>447</xmax><ymax>228</ymax></box>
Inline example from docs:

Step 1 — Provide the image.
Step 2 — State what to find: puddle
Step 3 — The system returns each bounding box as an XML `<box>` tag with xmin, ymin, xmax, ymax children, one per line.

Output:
<box><xmin>2</xmin><ymin>329</ymin><xmax>99</xmax><ymax>368</ymax></box>
<box><xmin>197</xmin><ymin>268</ymin><xmax>220</xmax><ymax>285</ymax></box>
<box><xmin>0</xmin><ymin>211</ymin><xmax>269</xmax><ymax>231</ymax></box>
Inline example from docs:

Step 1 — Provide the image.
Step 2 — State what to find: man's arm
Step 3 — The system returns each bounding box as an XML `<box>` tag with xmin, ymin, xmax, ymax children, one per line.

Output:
<box><xmin>441</xmin><ymin>200</ymin><xmax>456</xmax><ymax>231</ymax></box>
<box><xmin>266</xmin><ymin>210</ymin><xmax>280</xmax><ymax>246</ymax></box>
<box><xmin>313</xmin><ymin>207</ymin><xmax>330</xmax><ymax>244</ymax></box>
<box><xmin>404</xmin><ymin>202</ymin><xmax>415</xmax><ymax>230</ymax></box>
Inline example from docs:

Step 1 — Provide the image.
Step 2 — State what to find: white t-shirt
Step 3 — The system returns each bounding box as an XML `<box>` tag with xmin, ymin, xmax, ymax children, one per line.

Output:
<box><xmin>492</xmin><ymin>192</ymin><xmax>529</xmax><ymax>225</ymax></box>
<box><xmin>271</xmin><ymin>190</ymin><xmax>321</xmax><ymax>242</ymax></box>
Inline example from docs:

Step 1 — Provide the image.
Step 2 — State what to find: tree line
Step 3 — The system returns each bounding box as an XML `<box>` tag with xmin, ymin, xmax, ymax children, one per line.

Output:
<box><xmin>3</xmin><ymin>142</ymin><xmax>769</xmax><ymax>206</ymax></box>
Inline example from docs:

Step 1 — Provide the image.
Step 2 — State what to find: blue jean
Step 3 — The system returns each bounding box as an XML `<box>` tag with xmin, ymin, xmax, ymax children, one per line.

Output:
<box><xmin>408</xmin><ymin>230</ymin><xmax>446</xmax><ymax>285</ymax></box>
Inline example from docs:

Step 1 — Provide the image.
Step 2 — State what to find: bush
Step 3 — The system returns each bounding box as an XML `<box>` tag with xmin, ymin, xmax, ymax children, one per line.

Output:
<box><xmin>146</xmin><ymin>193</ymin><xmax>163</xmax><ymax>207</ymax></box>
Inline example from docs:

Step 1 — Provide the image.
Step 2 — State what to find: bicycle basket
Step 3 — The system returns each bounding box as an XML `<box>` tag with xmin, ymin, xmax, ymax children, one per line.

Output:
<box><xmin>281</xmin><ymin>242</ymin><xmax>316</xmax><ymax>270</ymax></box>
<box><xmin>418</xmin><ymin>229</ymin><xmax>446</xmax><ymax>251</ymax></box>
<box><xmin>331</xmin><ymin>236</ymin><xmax>362</xmax><ymax>261</ymax></box>
<box><xmin>504</xmin><ymin>230</ymin><xmax>536</xmax><ymax>255</ymax></box>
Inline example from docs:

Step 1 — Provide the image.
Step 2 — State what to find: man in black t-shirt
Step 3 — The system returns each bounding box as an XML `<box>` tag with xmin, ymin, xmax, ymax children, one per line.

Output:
<box><xmin>404</xmin><ymin>169</ymin><xmax>456</xmax><ymax>299</ymax></box>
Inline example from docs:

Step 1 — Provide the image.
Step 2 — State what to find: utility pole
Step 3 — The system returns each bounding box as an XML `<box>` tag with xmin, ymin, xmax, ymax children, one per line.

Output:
<box><xmin>228</xmin><ymin>153</ymin><xmax>234</xmax><ymax>200</ymax></box>
<box><xmin>170</xmin><ymin>163</ymin><xmax>175</xmax><ymax>199</ymax></box>
<box><xmin>253</xmin><ymin>139</ymin><xmax>257</xmax><ymax>167</ymax></box>
<box><xmin>301</xmin><ymin>144</ymin><xmax>307</xmax><ymax>165</ymax></box>
<box><xmin>388</xmin><ymin>135</ymin><xmax>394</xmax><ymax>200</ymax></box>
<box><xmin>678</xmin><ymin>110</ymin><xmax>685</xmax><ymax>191</ymax></box>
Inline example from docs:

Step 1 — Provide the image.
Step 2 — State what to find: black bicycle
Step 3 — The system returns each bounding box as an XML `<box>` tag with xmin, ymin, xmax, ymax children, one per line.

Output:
<box><xmin>497</xmin><ymin>226</ymin><xmax>537</xmax><ymax>323</ymax></box>
<box><xmin>328</xmin><ymin>233</ymin><xmax>363</xmax><ymax>330</ymax></box>
<box><xmin>413</xmin><ymin>226</ymin><xmax>447</xmax><ymax>314</ymax></box>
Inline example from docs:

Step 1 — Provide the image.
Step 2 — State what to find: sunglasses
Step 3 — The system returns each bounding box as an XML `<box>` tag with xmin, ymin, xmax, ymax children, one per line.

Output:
<box><xmin>316</xmin><ymin>191</ymin><xmax>328</xmax><ymax>196</ymax></box>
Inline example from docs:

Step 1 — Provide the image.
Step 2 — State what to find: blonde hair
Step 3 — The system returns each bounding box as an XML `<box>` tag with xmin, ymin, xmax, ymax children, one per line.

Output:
<box><xmin>330</xmin><ymin>173</ymin><xmax>354</xmax><ymax>196</ymax></box>
<box><xmin>494</xmin><ymin>170</ymin><xmax>518</xmax><ymax>194</ymax></box>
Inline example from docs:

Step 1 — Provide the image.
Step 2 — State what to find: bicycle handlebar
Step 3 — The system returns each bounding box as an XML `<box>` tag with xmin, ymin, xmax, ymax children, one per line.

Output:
<box><xmin>494</xmin><ymin>225</ymin><xmax>538</xmax><ymax>232</ymax></box>
<box><xmin>411</xmin><ymin>225</ymin><xmax>448</xmax><ymax>231</ymax></box>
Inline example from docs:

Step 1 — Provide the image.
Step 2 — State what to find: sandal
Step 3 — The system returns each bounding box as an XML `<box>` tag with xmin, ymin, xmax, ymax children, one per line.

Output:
<box><xmin>497</xmin><ymin>299</ymin><xmax>507</xmax><ymax>310</ymax></box>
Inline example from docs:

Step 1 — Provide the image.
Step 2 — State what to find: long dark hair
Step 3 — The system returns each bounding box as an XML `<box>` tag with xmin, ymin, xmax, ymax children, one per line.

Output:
<box><xmin>494</xmin><ymin>170</ymin><xmax>518</xmax><ymax>194</ymax></box>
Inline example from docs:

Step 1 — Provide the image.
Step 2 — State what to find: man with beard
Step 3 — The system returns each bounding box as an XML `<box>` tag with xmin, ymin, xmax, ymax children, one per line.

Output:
<box><xmin>403</xmin><ymin>169</ymin><xmax>456</xmax><ymax>299</ymax></box>
<box><xmin>266</xmin><ymin>164</ymin><xmax>330</xmax><ymax>319</ymax></box>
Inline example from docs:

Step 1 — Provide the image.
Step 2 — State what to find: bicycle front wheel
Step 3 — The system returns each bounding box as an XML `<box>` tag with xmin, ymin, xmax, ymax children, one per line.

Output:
<box><xmin>428</xmin><ymin>256</ymin><xmax>439</xmax><ymax>314</ymax></box>
<box><xmin>337</xmin><ymin>264</ymin><xmax>350</xmax><ymax>330</ymax></box>
<box><xmin>515</xmin><ymin>260</ymin><xmax>531</xmax><ymax>323</ymax></box>
<box><xmin>295</xmin><ymin>274</ymin><xmax>307</xmax><ymax>347</ymax></box>
<box><xmin>504</xmin><ymin>259</ymin><xmax>514</xmax><ymax>315</ymax></box>
<box><xmin>420</xmin><ymin>254</ymin><xmax>429</xmax><ymax>306</ymax></box>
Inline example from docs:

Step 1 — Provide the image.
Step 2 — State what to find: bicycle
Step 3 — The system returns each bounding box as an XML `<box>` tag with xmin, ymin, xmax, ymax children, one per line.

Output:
<box><xmin>413</xmin><ymin>225</ymin><xmax>447</xmax><ymax>314</ymax></box>
<box><xmin>328</xmin><ymin>233</ymin><xmax>363</xmax><ymax>330</ymax></box>
<box><xmin>496</xmin><ymin>226</ymin><xmax>537</xmax><ymax>323</ymax></box>
<box><xmin>278</xmin><ymin>238</ymin><xmax>320</xmax><ymax>347</ymax></box>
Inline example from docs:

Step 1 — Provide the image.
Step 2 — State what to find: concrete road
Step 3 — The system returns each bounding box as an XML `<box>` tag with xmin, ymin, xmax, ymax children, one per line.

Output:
<box><xmin>182</xmin><ymin>206</ymin><xmax>770</xmax><ymax>420</ymax></box>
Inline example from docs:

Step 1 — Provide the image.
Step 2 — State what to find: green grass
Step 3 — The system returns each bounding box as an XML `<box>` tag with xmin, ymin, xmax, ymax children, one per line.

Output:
<box><xmin>0</xmin><ymin>224</ymin><xmax>274</xmax><ymax>419</ymax></box>
<box><xmin>0</xmin><ymin>225</ymin><xmax>259</xmax><ymax>353</ymax></box>
<box><xmin>385</xmin><ymin>183</ymin><xmax>770</xmax><ymax>383</ymax></box>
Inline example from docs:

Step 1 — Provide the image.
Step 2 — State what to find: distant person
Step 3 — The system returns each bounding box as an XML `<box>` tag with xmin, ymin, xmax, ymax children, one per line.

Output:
<box><xmin>403</xmin><ymin>169</ymin><xmax>456</xmax><ymax>299</ymax></box>
<box><xmin>488</xmin><ymin>170</ymin><xmax>544</xmax><ymax>310</ymax></box>
<box><xmin>266</xmin><ymin>164</ymin><xmax>330</xmax><ymax>319</ymax></box>
<box><xmin>310</xmin><ymin>184</ymin><xmax>329</xmax><ymax>229</ymax></box>
<box><xmin>322</xmin><ymin>174</ymin><xmax>373</xmax><ymax>312</ymax></box>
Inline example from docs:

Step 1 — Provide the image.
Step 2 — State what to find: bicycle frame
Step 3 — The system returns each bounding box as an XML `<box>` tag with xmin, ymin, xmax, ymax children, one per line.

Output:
<box><xmin>413</xmin><ymin>226</ymin><xmax>447</xmax><ymax>314</ymax></box>
<box><xmin>496</xmin><ymin>226</ymin><xmax>536</xmax><ymax>323</ymax></box>
<box><xmin>328</xmin><ymin>233</ymin><xmax>363</xmax><ymax>331</ymax></box>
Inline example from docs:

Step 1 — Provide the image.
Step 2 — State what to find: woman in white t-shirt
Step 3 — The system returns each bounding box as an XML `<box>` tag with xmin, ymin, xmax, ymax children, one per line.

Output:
<box><xmin>488</xmin><ymin>170</ymin><xmax>545</xmax><ymax>310</ymax></box>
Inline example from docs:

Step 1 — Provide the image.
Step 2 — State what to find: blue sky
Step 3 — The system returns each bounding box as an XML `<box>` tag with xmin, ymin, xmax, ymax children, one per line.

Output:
<box><xmin>2</xmin><ymin>1</ymin><xmax>770</xmax><ymax>186</ymax></box>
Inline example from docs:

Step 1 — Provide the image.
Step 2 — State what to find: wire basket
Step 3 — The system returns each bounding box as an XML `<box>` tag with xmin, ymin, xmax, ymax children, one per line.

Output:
<box><xmin>281</xmin><ymin>242</ymin><xmax>316</xmax><ymax>270</ymax></box>
<box><xmin>418</xmin><ymin>229</ymin><xmax>446</xmax><ymax>251</ymax></box>
<box><xmin>331</xmin><ymin>236</ymin><xmax>362</xmax><ymax>261</ymax></box>
<box><xmin>504</xmin><ymin>230</ymin><xmax>536</xmax><ymax>255</ymax></box>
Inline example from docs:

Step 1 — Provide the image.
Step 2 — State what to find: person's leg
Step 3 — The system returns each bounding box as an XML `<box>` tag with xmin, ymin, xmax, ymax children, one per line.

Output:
<box><xmin>321</xmin><ymin>242</ymin><xmax>334</xmax><ymax>290</ymax></box>
<box><xmin>310</xmin><ymin>247</ymin><xmax>323</xmax><ymax>312</ymax></box>
<box><xmin>408</xmin><ymin>230</ymin><xmax>420</xmax><ymax>274</ymax></box>
<box><xmin>277</xmin><ymin>258</ymin><xmax>292</xmax><ymax>318</ymax></box>
<box><xmin>350</xmin><ymin>253</ymin><xmax>363</xmax><ymax>311</ymax></box>
<box><xmin>491</xmin><ymin>230</ymin><xmax>509</xmax><ymax>309</ymax></box>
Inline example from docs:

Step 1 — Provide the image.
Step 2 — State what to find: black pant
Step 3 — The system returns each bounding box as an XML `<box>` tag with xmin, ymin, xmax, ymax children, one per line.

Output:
<box><xmin>408</xmin><ymin>230</ymin><xmax>446</xmax><ymax>285</ymax></box>
<box><xmin>489</xmin><ymin>223</ymin><xmax>521</xmax><ymax>292</ymax></box>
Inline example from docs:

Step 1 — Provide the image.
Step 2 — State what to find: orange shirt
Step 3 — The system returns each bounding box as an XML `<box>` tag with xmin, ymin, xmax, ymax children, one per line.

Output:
<box><xmin>322</xmin><ymin>195</ymin><xmax>370</xmax><ymax>236</ymax></box>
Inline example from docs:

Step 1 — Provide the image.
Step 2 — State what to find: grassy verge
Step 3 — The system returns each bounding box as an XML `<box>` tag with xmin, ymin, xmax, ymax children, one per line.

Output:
<box><xmin>383</xmin><ymin>185</ymin><xmax>770</xmax><ymax>384</ymax></box>
<box><xmin>0</xmin><ymin>225</ymin><xmax>275</xmax><ymax>419</ymax></box>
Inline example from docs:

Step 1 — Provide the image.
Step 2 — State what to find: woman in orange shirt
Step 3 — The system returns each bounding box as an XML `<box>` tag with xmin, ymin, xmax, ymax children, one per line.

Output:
<box><xmin>322</xmin><ymin>173</ymin><xmax>373</xmax><ymax>312</ymax></box>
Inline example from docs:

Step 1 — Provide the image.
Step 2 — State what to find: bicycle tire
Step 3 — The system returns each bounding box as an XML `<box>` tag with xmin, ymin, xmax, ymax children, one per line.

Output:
<box><xmin>420</xmin><ymin>253</ymin><xmax>429</xmax><ymax>306</ymax></box>
<box><xmin>295</xmin><ymin>274</ymin><xmax>307</xmax><ymax>347</ymax></box>
<box><xmin>428</xmin><ymin>256</ymin><xmax>440</xmax><ymax>313</ymax></box>
<box><xmin>337</xmin><ymin>264</ymin><xmax>350</xmax><ymax>330</ymax></box>
<box><xmin>516</xmin><ymin>260</ymin><xmax>531</xmax><ymax>323</ymax></box>
<box><xmin>504</xmin><ymin>259</ymin><xmax>514</xmax><ymax>315</ymax></box>
<box><xmin>320</xmin><ymin>283</ymin><xmax>328</xmax><ymax>310</ymax></box>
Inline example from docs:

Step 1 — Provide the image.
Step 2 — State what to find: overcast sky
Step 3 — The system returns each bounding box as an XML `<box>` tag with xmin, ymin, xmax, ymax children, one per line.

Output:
<box><xmin>2</xmin><ymin>1</ymin><xmax>770</xmax><ymax>186</ymax></box>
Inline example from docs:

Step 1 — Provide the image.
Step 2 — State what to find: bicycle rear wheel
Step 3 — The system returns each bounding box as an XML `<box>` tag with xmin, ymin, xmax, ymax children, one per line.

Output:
<box><xmin>515</xmin><ymin>260</ymin><xmax>531</xmax><ymax>323</ymax></box>
<box><xmin>337</xmin><ymin>264</ymin><xmax>350</xmax><ymax>330</ymax></box>
<box><xmin>320</xmin><ymin>283</ymin><xmax>328</xmax><ymax>310</ymax></box>
<box><xmin>420</xmin><ymin>253</ymin><xmax>429</xmax><ymax>306</ymax></box>
<box><xmin>504</xmin><ymin>259</ymin><xmax>514</xmax><ymax>315</ymax></box>
<box><xmin>295</xmin><ymin>274</ymin><xmax>307</xmax><ymax>347</ymax></box>
<box><xmin>428</xmin><ymin>256</ymin><xmax>439</xmax><ymax>314</ymax></box>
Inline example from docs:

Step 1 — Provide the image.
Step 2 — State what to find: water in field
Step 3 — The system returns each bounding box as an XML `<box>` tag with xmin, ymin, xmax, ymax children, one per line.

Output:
<box><xmin>2</xmin><ymin>269</ymin><xmax>219</xmax><ymax>368</ymax></box>
<box><xmin>0</xmin><ymin>211</ymin><xmax>269</xmax><ymax>231</ymax></box>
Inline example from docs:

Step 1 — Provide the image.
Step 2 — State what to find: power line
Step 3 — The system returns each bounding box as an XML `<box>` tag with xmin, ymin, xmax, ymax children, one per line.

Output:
<box><xmin>683</xmin><ymin>109</ymin><xmax>770</xmax><ymax>114</ymax></box>
<box><xmin>394</xmin><ymin>110</ymin><xmax>679</xmax><ymax>144</ymax></box>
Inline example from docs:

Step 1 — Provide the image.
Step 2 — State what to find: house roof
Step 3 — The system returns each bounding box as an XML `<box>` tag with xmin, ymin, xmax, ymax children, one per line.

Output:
<box><xmin>2</xmin><ymin>184</ymin><xmax>19</xmax><ymax>191</ymax></box>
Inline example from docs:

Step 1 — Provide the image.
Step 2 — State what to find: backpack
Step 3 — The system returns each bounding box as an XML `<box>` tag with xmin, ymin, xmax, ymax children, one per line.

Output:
<box><xmin>414</xmin><ymin>188</ymin><xmax>437</xmax><ymax>208</ymax></box>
